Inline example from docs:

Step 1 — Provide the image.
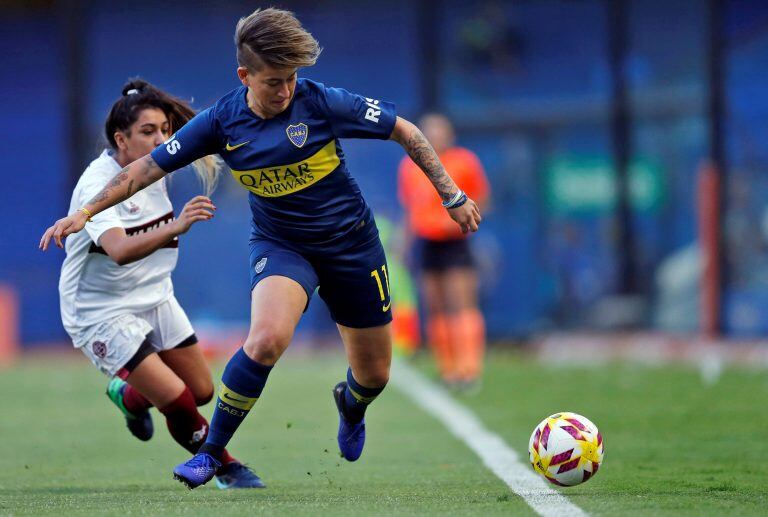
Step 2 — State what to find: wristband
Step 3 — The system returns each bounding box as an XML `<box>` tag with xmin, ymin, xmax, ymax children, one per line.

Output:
<box><xmin>442</xmin><ymin>190</ymin><xmax>467</xmax><ymax>209</ymax></box>
<box><xmin>441</xmin><ymin>189</ymin><xmax>464</xmax><ymax>208</ymax></box>
<box><xmin>79</xmin><ymin>207</ymin><xmax>93</xmax><ymax>222</ymax></box>
<box><xmin>447</xmin><ymin>193</ymin><xmax>468</xmax><ymax>209</ymax></box>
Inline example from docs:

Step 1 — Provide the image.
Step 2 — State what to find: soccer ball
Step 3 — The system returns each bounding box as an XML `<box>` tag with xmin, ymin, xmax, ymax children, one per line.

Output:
<box><xmin>528</xmin><ymin>412</ymin><xmax>603</xmax><ymax>487</ymax></box>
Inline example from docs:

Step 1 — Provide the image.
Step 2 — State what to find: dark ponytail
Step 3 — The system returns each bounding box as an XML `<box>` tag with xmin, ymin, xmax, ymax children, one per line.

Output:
<box><xmin>104</xmin><ymin>78</ymin><xmax>221</xmax><ymax>194</ymax></box>
<box><xmin>105</xmin><ymin>78</ymin><xmax>196</xmax><ymax>148</ymax></box>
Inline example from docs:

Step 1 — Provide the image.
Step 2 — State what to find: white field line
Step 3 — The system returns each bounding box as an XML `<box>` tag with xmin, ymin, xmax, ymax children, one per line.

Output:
<box><xmin>391</xmin><ymin>359</ymin><xmax>587</xmax><ymax>517</ymax></box>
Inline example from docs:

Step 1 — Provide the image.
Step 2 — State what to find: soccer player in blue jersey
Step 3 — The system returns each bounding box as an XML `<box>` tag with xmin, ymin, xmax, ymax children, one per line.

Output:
<box><xmin>40</xmin><ymin>8</ymin><xmax>482</xmax><ymax>489</ymax></box>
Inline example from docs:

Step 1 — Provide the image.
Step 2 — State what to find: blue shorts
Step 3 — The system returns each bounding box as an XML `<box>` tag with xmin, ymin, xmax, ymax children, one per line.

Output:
<box><xmin>249</xmin><ymin>220</ymin><xmax>393</xmax><ymax>329</ymax></box>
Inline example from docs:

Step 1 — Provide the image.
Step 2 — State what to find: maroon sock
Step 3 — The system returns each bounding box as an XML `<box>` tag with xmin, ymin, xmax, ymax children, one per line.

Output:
<box><xmin>220</xmin><ymin>448</ymin><xmax>237</xmax><ymax>466</ymax></box>
<box><xmin>158</xmin><ymin>387</ymin><xmax>239</xmax><ymax>466</ymax></box>
<box><xmin>123</xmin><ymin>384</ymin><xmax>153</xmax><ymax>414</ymax></box>
<box><xmin>159</xmin><ymin>387</ymin><xmax>211</xmax><ymax>454</ymax></box>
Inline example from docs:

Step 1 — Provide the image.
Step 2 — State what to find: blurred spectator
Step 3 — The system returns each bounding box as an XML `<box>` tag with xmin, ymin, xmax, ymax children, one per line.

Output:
<box><xmin>376</xmin><ymin>217</ymin><xmax>421</xmax><ymax>356</ymax></box>
<box><xmin>457</xmin><ymin>1</ymin><xmax>524</xmax><ymax>73</ymax></box>
<box><xmin>725</xmin><ymin>172</ymin><xmax>768</xmax><ymax>288</ymax></box>
<box><xmin>548</xmin><ymin>221</ymin><xmax>603</xmax><ymax>325</ymax></box>
<box><xmin>398</xmin><ymin>114</ymin><xmax>489</xmax><ymax>388</ymax></box>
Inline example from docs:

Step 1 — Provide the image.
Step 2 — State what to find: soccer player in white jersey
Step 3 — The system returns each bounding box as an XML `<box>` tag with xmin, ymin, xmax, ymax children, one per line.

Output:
<box><xmin>56</xmin><ymin>79</ymin><xmax>263</xmax><ymax>489</ymax></box>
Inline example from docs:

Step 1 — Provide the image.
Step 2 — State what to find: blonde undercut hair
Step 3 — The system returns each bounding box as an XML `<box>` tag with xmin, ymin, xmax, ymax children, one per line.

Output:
<box><xmin>235</xmin><ymin>7</ymin><xmax>322</xmax><ymax>71</ymax></box>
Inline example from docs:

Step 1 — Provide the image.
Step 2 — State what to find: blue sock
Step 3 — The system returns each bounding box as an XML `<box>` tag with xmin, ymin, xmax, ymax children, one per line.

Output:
<box><xmin>200</xmin><ymin>348</ymin><xmax>272</xmax><ymax>457</ymax></box>
<box><xmin>342</xmin><ymin>367</ymin><xmax>385</xmax><ymax>424</ymax></box>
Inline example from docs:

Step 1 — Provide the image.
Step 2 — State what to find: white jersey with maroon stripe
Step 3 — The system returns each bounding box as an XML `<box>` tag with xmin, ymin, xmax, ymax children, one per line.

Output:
<box><xmin>59</xmin><ymin>150</ymin><xmax>179</xmax><ymax>344</ymax></box>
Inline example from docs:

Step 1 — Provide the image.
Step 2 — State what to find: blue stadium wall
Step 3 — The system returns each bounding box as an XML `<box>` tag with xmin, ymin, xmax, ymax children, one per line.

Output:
<box><xmin>2</xmin><ymin>1</ymin><xmax>768</xmax><ymax>346</ymax></box>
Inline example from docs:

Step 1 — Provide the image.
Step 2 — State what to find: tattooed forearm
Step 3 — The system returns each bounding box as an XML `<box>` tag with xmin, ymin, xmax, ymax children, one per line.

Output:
<box><xmin>89</xmin><ymin>169</ymin><xmax>130</xmax><ymax>205</ymax></box>
<box><xmin>85</xmin><ymin>155</ymin><xmax>166</xmax><ymax>215</ymax></box>
<box><xmin>402</xmin><ymin>127</ymin><xmax>457</xmax><ymax>202</ymax></box>
<box><xmin>132</xmin><ymin>155</ymin><xmax>157</xmax><ymax>193</ymax></box>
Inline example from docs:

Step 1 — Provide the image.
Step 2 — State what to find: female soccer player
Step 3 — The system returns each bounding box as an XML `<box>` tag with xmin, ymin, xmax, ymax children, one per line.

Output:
<box><xmin>398</xmin><ymin>113</ymin><xmax>489</xmax><ymax>389</ymax></box>
<box><xmin>53</xmin><ymin>79</ymin><xmax>262</xmax><ymax>489</ymax></box>
<box><xmin>40</xmin><ymin>9</ymin><xmax>482</xmax><ymax>489</ymax></box>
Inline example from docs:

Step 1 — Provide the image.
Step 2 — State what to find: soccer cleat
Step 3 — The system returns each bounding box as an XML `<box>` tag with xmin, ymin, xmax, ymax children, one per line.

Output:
<box><xmin>215</xmin><ymin>462</ymin><xmax>266</xmax><ymax>489</ymax></box>
<box><xmin>173</xmin><ymin>452</ymin><xmax>221</xmax><ymax>489</ymax></box>
<box><xmin>106</xmin><ymin>378</ymin><xmax>153</xmax><ymax>441</ymax></box>
<box><xmin>333</xmin><ymin>382</ymin><xmax>366</xmax><ymax>462</ymax></box>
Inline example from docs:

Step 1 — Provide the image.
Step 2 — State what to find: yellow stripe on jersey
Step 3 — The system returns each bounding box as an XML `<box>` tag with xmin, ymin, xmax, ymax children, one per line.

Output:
<box><xmin>230</xmin><ymin>140</ymin><xmax>341</xmax><ymax>197</ymax></box>
<box><xmin>218</xmin><ymin>383</ymin><xmax>258</xmax><ymax>410</ymax></box>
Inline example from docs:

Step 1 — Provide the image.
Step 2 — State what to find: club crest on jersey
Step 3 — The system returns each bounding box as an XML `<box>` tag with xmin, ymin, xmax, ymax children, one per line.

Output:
<box><xmin>286</xmin><ymin>123</ymin><xmax>308</xmax><ymax>148</ymax></box>
<box><xmin>254</xmin><ymin>257</ymin><xmax>268</xmax><ymax>274</ymax></box>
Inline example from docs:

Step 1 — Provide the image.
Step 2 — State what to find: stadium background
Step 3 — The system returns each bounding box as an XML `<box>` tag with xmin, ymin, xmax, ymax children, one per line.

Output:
<box><xmin>3</xmin><ymin>0</ymin><xmax>768</xmax><ymax>350</ymax></box>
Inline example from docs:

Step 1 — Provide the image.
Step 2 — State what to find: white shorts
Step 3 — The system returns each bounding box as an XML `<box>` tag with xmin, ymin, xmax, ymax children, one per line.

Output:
<box><xmin>77</xmin><ymin>296</ymin><xmax>195</xmax><ymax>377</ymax></box>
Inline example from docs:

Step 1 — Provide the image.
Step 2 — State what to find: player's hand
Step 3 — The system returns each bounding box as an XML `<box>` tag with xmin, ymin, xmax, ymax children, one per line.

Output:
<box><xmin>39</xmin><ymin>211</ymin><xmax>89</xmax><ymax>251</ymax></box>
<box><xmin>447</xmin><ymin>197</ymin><xmax>482</xmax><ymax>234</ymax></box>
<box><xmin>172</xmin><ymin>195</ymin><xmax>216</xmax><ymax>235</ymax></box>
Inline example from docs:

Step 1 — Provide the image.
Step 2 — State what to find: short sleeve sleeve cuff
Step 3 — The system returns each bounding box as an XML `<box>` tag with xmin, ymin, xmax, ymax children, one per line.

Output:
<box><xmin>151</xmin><ymin>108</ymin><xmax>219</xmax><ymax>173</ymax></box>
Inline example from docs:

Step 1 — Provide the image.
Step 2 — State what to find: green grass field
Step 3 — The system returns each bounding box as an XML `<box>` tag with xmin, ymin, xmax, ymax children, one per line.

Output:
<box><xmin>1</xmin><ymin>349</ymin><xmax>766</xmax><ymax>515</ymax></box>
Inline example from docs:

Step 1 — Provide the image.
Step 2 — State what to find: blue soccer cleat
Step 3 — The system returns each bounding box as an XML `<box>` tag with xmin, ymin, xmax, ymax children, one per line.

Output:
<box><xmin>215</xmin><ymin>462</ymin><xmax>266</xmax><ymax>489</ymax></box>
<box><xmin>106</xmin><ymin>378</ymin><xmax>153</xmax><ymax>441</ymax></box>
<box><xmin>333</xmin><ymin>382</ymin><xmax>366</xmax><ymax>462</ymax></box>
<box><xmin>173</xmin><ymin>452</ymin><xmax>221</xmax><ymax>489</ymax></box>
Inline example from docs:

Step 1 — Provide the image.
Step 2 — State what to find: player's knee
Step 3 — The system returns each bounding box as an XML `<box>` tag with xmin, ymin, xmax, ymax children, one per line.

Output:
<box><xmin>243</xmin><ymin>328</ymin><xmax>291</xmax><ymax>365</ymax></box>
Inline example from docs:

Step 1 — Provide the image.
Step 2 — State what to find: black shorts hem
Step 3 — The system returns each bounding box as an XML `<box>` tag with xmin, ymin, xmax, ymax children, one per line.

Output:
<box><xmin>120</xmin><ymin>337</ymin><xmax>154</xmax><ymax>377</ymax></box>
<box><xmin>174</xmin><ymin>333</ymin><xmax>198</xmax><ymax>349</ymax></box>
<box><xmin>417</xmin><ymin>237</ymin><xmax>475</xmax><ymax>272</ymax></box>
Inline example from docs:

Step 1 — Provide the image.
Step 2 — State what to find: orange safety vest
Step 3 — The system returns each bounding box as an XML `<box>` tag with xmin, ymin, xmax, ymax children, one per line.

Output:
<box><xmin>398</xmin><ymin>147</ymin><xmax>489</xmax><ymax>241</ymax></box>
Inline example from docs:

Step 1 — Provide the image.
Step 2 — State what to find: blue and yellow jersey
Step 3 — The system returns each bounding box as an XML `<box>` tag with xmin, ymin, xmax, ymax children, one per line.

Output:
<box><xmin>151</xmin><ymin>78</ymin><xmax>397</xmax><ymax>252</ymax></box>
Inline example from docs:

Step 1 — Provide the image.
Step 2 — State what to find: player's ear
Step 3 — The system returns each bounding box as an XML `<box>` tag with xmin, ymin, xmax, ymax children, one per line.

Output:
<box><xmin>236</xmin><ymin>67</ymin><xmax>250</xmax><ymax>86</ymax></box>
<box><xmin>113</xmin><ymin>131</ymin><xmax>127</xmax><ymax>151</ymax></box>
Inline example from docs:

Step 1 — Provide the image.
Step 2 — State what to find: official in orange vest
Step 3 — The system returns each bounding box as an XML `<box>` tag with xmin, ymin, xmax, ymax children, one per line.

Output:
<box><xmin>398</xmin><ymin>113</ymin><xmax>489</xmax><ymax>388</ymax></box>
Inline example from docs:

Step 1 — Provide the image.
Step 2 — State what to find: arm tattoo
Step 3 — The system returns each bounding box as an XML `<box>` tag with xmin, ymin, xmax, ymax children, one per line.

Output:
<box><xmin>403</xmin><ymin>128</ymin><xmax>456</xmax><ymax>202</ymax></box>
<box><xmin>89</xmin><ymin>168</ymin><xmax>129</xmax><ymax>205</ymax></box>
<box><xmin>143</xmin><ymin>155</ymin><xmax>157</xmax><ymax>179</ymax></box>
<box><xmin>134</xmin><ymin>155</ymin><xmax>158</xmax><ymax>192</ymax></box>
<box><xmin>86</xmin><ymin>155</ymin><xmax>161</xmax><ymax>209</ymax></box>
